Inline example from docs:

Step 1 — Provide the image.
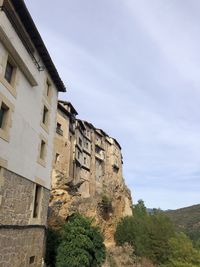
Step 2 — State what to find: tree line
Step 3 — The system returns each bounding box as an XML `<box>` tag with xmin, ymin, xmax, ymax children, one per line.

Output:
<box><xmin>115</xmin><ymin>200</ymin><xmax>200</xmax><ymax>267</ymax></box>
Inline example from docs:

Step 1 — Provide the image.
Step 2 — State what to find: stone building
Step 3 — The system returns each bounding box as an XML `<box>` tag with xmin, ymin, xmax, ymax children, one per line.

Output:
<box><xmin>0</xmin><ymin>1</ymin><xmax>65</xmax><ymax>266</ymax></box>
<box><xmin>50</xmin><ymin>101</ymin><xmax>132</xmax><ymax>245</ymax></box>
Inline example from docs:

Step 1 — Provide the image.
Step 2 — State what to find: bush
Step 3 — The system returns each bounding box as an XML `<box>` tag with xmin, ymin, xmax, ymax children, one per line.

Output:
<box><xmin>56</xmin><ymin>213</ymin><xmax>106</xmax><ymax>267</ymax></box>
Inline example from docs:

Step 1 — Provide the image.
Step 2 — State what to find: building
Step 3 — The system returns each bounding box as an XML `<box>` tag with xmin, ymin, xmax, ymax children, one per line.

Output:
<box><xmin>52</xmin><ymin>101</ymin><xmax>125</xmax><ymax>198</ymax></box>
<box><xmin>50</xmin><ymin>101</ymin><xmax>132</xmax><ymax>243</ymax></box>
<box><xmin>0</xmin><ymin>1</ymin><xmax>66</xmax><ymax>266</ymax></box>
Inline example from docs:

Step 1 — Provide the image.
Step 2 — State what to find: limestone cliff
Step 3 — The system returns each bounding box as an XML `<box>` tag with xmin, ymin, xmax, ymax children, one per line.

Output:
<box><xmin>48</xmin><ymin>101</ymin><xmax>132</xmax><ymax>245</ymax></box>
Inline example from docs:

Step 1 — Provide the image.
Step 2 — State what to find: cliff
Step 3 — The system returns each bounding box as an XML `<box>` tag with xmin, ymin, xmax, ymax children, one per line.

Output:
<box><xmin>48</xmin><ymin>101</ymin><xmax>133</xmax><ymax>245</ymax></box>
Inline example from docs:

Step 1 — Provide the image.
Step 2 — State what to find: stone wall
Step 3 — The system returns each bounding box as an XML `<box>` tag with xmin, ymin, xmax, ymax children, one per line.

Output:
<box><xmin>0</xmin><ymin>168</ymin><xmax>50</xmax><ymax>267</ymax></box>
<box><xmin>0</xmin><ymin>168</ymin><xmax>49</xmax><ymax>225</ymax></box>
<box><xmin>0</xmin><ymin>227</ymin><xmax>45</xmax><ymax>267</ymax></box>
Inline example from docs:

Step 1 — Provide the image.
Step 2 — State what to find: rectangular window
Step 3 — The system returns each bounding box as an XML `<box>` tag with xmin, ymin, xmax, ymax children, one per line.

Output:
<box><xmin>84</xmin><ymin>157</ymin><xmax>86</xmax><ymax>164</ymax></box>
<box><xmin>79</xmin><ymin>138</ymin><xmax>82</xmax><ymax>147</ymax></box>
<box><xmin>33</xmin><ymin>185</ymin><xmax>41</xmax><ymax>218</ymax></box>
<box><xmin>46</xmin><ymin>80</ymin><xmax>51</xmax><ymax>97</ymax></box>
<box><xmin>29</xmin><ymin>256</ymin><xmax>35</xmax><ymax>264</ymax></box>
<box><xmin>4</xmin><ymin>61</ymin><xmax>14</xmax><ymax>84</ymax></box>
<box><xmin>0</xmin><ymin>102</ymin><xmax>8</xmax><ymax>129</ymax></box>
<box><xmin>56</xmin><ymin>122</ymin><xmax>63</xmax><ymax>135</ymax></box>
<box><xmin>40</xmin><ymin>140</ymin><xmax>46</xmax><ymax>160</ymax></box>
<box><xmin>42</xmin><ymin>105</ymin><xmax>48</xmax><ymax>125</ymax></box>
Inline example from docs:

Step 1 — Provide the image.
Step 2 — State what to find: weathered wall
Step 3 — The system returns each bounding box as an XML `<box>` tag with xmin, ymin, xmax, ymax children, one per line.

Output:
<box><xmin>0</xmin><ymin>168</ymin><xmax>49</xmax><ymax>266</ymax></box>
<box><xmin>0</xmin><ymin>227</ymin><xmax>45</xmax><ymax>267</ymax></box>
<box><xmin>0</xmin><ymin>168</ymin><xmax>49</xmax><ymax>225</ymax></box>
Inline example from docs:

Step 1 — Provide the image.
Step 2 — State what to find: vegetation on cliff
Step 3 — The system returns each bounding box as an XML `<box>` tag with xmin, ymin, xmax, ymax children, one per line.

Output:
<box><xmin>46</xmin><ymin>213</ymin><xmax>106</xmax><ymax>267</ymax></box>
<box><xmin>114</xmin><ymin>200</ymin><xmax>200</xmax><ymax>267</ymax></box>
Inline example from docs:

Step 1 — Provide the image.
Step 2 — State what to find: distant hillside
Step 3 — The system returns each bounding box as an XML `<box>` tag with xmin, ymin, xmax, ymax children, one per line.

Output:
<box><xmin>165</xmin><ymin>204</ymin><xmax>200</xmax><ymax>231</ymax></box>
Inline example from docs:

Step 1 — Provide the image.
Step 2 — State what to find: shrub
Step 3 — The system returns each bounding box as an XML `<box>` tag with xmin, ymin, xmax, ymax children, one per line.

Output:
<box><xmin>56</xmin><ymin>213</ymin><xmax>106</xmax><ymax>267</ymax></box>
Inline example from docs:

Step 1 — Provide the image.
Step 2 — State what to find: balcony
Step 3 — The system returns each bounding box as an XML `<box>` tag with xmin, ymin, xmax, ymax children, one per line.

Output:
<box><xmin>95</xmin><ymin>150</ymin><xmax>104</xmax><ymax>161</ymax></box>
<box><xmin>56</xmin><ymin>127</ymin><xmax>63</xmax><ymax>136</ymax></box>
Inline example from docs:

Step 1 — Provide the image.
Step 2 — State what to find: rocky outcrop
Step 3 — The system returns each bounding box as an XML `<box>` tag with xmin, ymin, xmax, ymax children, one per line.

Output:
<box><xmin>48</xmin><ymin>101</ymin><xmax>133</xmax><ymax>245</ymax></box>
<box><xmin>48</xmin><ymin>173</ymin><xmax>132</xmax><ymax>245</ymax></box>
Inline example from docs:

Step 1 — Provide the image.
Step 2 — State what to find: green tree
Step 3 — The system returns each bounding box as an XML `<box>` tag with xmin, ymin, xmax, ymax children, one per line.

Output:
<box><xmin>56</xmin><ymin>213</ymin><xmax>106</xmax><ymax>267</ymax></box>
<box><xmin>114</xmin><ymin>200</ymin><xmax>175</xmax><ymax>264</ymax></box>
<box><xmin>164</xmin><ymin>232</ymin><xmax>200</xmax><ymax>267</ymax></box>
<box><xmin>147</xmin><ymin>210</ymin><xmax>175</xmax><ymax>263</ymax></box>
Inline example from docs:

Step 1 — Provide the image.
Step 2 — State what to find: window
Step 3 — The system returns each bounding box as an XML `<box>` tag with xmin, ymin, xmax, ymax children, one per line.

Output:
<box><xmin>33</xmin><ymin>185</ymin><xmax>41</xmax><ymax>218</ymax></box>
<box><xmin>0</xmin><ymin>93</ymin><xmax>14</xmax><ymax>142</ymax></box>
<box><xmin>40</xmin><ymin>140</ymin><xmax>46</xmax><ymax>160</ymax></box>
<box><xmin>29</xmin><ymin>256</ymin><xmax>35</xmax><ymax>264</ymax></box>
<box><xmin>57</xmin><ymin>123</ymin><xmax>61</xmax><ymax>130</ymax></box>
<box><xmin>56</xmin><ymin>122</ymin><xmax>63</xmax><ymax>135</ymax></box>
<box><xmin>85</xmin><ymin>142</ymin><xmax>88</xmax><ymax>149</ymax></box>
<box><xmin>45</xmin><ymin>79</ymin><xmax>52</xmax><ymax>103</ymax></box>
<box><xmin>84</xmin><ymin>157</ymin><xmax>86</xmax><ymax>164</ymax></box>
<box><xmin>78</xmin><ymin>151</ymin><xmax>80</xmax><ymax>159</ymax></box>
<box><xmin>4</xmin><ymin>61</ymin><xmax>14</xmax><ymax>84</ymax></box>
<box><xmin>37</xmin><ymin>136</ymin><xmax>47</xmax><ymax>167</ymax></box>
<box><xmin>42</xmin><ymin>105</ymin><xmax>48</xmax><ymax>126</ymax></box>
<box><xmin>95</xmin><ymin>146</ymin><xmax>101</xmax><ymax>154</ymax></box>
<box><xmin>0</xmin><ymin>102</ymin><xmax>8</xmax><ymax>129</ymax></box>
<box><xmin>55</xmin><ymin>153</ymin><xmax>60</xmax><ymax>163</ymax></box>
<box><xmin>79</xmin><ymin>138</ymin><xmax>82</xmax><ymax>147</ymax></box>
<box><xmin>46</xmin><ymin>80</ymin><xmax>51</xmax><ymax>97</ymax></box>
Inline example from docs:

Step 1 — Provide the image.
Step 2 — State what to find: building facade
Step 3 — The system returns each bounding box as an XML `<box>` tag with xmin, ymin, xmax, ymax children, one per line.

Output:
<box><xmin>52</xmin><ymin>101</ymin><xmax>126</xmax><ymax>198</ymax></box>
<box><xmin>52</xmin><ymin>101</ymin><xmax>125</xmax><ymax>199</ymax></box>
<box><xmin>0</xmin><ymin>1</ymin><xmax>65</xmax><ymax>266</ymax></box>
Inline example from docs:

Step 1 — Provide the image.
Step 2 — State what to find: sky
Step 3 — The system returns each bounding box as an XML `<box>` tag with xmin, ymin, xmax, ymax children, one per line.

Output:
<box><xmin>25</xmin><ymin>0</ymin><xmax>200</xmax><ymax>210</ymax></box>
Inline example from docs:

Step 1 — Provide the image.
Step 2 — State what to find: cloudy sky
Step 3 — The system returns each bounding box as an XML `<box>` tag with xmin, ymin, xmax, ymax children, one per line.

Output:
<box><xmin>25</xmin><ymin>0</ymin><xmax>200</xmax><ymax>210</ymax></box>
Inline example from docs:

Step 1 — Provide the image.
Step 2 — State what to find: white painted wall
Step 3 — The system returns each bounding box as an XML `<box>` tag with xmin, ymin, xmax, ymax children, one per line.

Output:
<box><xmin>0</xmin><ymin>11</ymin><xmax>58</xmax><ymax>189</ymax></box>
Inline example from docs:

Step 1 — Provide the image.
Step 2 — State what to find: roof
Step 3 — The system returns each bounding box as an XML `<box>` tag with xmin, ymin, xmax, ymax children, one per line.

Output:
<box><xmin>76</xmin><ymin>119</ymin><xmax>86</xmax><ymax>131</ymax></box>
<box><xmin>113</xmin><ymin>138</ymin><xmax>121</xmax><ymax>150</ymax></box>
<box><xmin>58</xmin><ymin>100</ymin><xmax>78</xmax><ymax>115</ymax></box>
<box><xmin>82</xmin><ymin>120</ymin><xmax>95</xmax><ymax>129</ymax></box>
<box><xmin>5</xmin><ymin>0</ymin><xmax>66</xmax><ymax>92</ymax></box>
<box><xmin>57</xmin><ymin>102</ymin><xmax>77</xmax><ymax>119</ymax></box>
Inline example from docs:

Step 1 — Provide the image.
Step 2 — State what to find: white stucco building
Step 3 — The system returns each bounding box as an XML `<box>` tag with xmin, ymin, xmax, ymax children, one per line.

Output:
<box><xmin>0</xmin><ymin>0</ymin><xmax>66</xmax><ymax>266</ymax></box>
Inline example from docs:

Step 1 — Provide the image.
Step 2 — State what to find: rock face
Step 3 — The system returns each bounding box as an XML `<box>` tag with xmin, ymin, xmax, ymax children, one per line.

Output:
<box><xmin>48</xmin><ymin>101</ymin><xmax>133</xmax><ymax>245</ymax></box>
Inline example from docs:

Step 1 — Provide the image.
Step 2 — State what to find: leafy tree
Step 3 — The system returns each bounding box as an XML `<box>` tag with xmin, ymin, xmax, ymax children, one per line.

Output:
<box><xmin>164</xmin><ymin>232</ymin><xmax>200</xmax><ymax>267</ymax></box>
<box><xmin>114</xmin><ymin>200</ymin><xmax>175</xmax><ymax>264</ymax></box>
<box><xmin>56</xmin><ymin>213</ymin><xmax>106</xmax><ymax>267</ymax></box>
<box><xmin>147</xmin><ymin>210</ymin><xmax>175</xmax><ymax>263</ymax></box>
<box><xmin>134</xmin><ymin>199</ymin><xmax>147</xmax><ymax>217</ymax></box>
